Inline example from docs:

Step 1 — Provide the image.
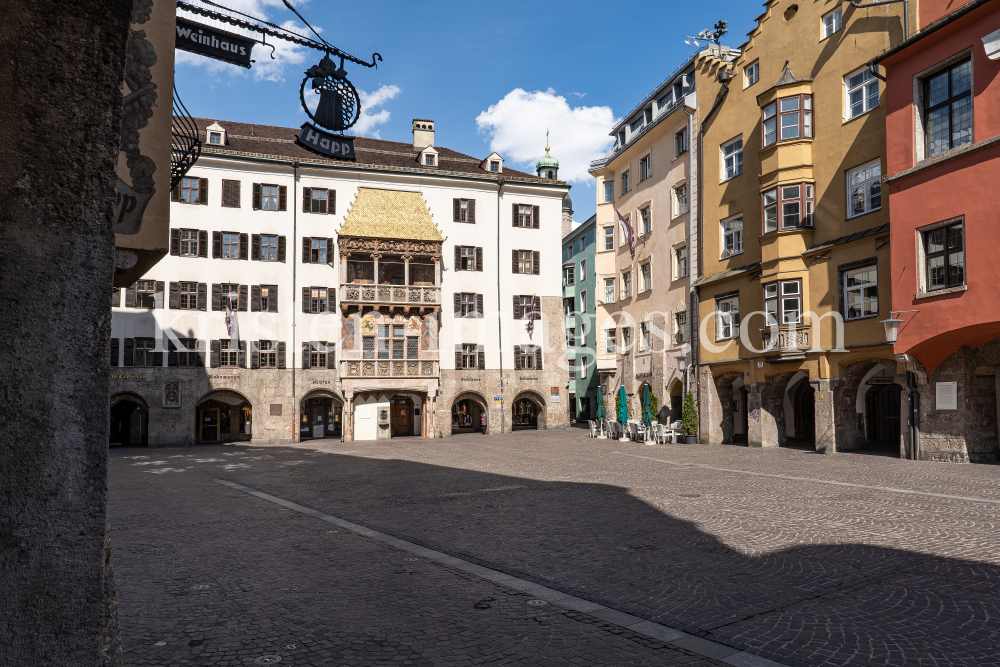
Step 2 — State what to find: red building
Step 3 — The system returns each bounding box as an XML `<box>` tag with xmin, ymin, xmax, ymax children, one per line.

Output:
<box><xmin>875</xmin><ymin>0</ymin><xmax>1000</xmax><ymax>463</ymax></box>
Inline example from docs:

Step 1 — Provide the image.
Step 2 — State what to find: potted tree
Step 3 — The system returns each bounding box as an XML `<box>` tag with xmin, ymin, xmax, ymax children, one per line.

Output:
<box><xmin>681</xmin><ymin>390</ymin><xmax>698</xmax><ymax>444</ymax></box>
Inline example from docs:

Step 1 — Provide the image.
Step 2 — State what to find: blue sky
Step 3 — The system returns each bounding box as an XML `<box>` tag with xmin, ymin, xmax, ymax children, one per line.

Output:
<box><xmin>176</xmin><ymin>0</ymin><xmax>761</xmax><ymax>221</ymax></box>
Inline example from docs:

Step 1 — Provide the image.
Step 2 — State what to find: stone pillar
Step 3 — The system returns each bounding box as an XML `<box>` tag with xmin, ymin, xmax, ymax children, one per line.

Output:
<box><xmin>372</xmin><ymin>254</ymin><xmax>380</xmax><ymax>285</ymax></box>
<box><xmin>344</xmin><ymin>394</ymin><xmax>354</xmax><ymax>441</ymax></box>
<box><xmin>811</xmin><ymin>378</ymin><xmax>840</xmax><ymax>454</ymax></box>
<box><xmin>404</xmin><ymin>257</ymin><xmax>410</xmax><ymax>286</ymax></box>
<box><xmin>430</xmin><ymin>394</ymin><xmax>438</xmax><ymax>437</ymax></box>
<box><xmin>746</xmin><ymin>382</ymin><xmax>779</xmax><ymax>447</ymax></box>
<box><xmin>0</xmin><ymin>3</ymin><xmax>131</xmax><ymax>666</ymax></box>
<box><xmin>700</xmin><ymin>367</ymin><xmax>723</xmax><ymax>444</ymax></box>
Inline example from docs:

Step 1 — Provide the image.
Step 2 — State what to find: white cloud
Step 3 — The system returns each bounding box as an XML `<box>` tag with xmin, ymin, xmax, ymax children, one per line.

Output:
<box><xmin>475</xmin><ymin>89</ymin><xmax>616</xmax><ymax>183</ymax></box>
<box><xmin>353</xmin><ymin>85</ymin><xmax>401</xmax><ymax>138</ymax></box>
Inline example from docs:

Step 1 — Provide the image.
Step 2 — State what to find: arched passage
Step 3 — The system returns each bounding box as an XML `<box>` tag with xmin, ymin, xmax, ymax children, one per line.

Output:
<box><xmin>706</xmin><ymin>371</ymin><xmax>743</xmax><ymax>444</ymax></box>
<box><xmin>512</xmin><ymin>391</ymin><xmax>546</xmax><ymax>430</ymax></box>
<box><xmin>667</xmin><ymin>379</ymin><xmax>684</xmax><ymax>425</ymax></box>
<box><xmin>452</xmin><ymin>391</ymin><xmax>488</xmax><ymax>435</ymax></box>
<box><xmin>110</xmin><ymin>392</ymin><xmax>149</xmax><ymax>446</ymax></box>
<box><xmin>300</xmin><ymin>389</ymin><xmax>344</xmax><ymax>440</ymax></box>
<box><xmin>196</xmin><ymin>389</ymin><xmax>252</xmax><ymax>444</ymax></box>
<box><xmin>838</xmin><ymin>358</ymin><xmax>906</xmax><ymax>454</ymax></box>
<box><xmin>783</xmin><ymin>372</ymin><xmax>815</xmax><ymax>448</ymax></box>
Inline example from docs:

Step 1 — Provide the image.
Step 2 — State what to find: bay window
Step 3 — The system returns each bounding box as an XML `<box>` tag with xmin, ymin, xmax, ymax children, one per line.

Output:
<box><xmin>762</xmin><ymin>94</ymin><xmax>812</xmax><ymax>148</ymax></box>
<box><xmin>764</xmin><ymin>280</ymin><xmax>802</xmax><ymax>326</ymax></box>
<box><xmin>762</xmin><ymin>183</ymin><xmax>813</xmax><ymax>232</ymax></box>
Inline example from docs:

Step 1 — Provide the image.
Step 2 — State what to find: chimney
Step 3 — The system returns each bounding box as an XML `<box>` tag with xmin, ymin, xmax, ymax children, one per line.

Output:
<box><xmin>412</xmin><ymin>118</ymin><xmax>435</xmax><ymax>149</ymax></box>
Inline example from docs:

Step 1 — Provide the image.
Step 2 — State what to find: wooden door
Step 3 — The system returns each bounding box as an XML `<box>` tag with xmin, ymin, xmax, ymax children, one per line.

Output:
<box><xmin>392</xmin><ymin>401</ymin><xmax>412</xmax><ymax>437</ymax></box>
<box><xmin>201</xmin><ymin>408</ymin><xmax>220</xmax><ymax>443</ymax></box>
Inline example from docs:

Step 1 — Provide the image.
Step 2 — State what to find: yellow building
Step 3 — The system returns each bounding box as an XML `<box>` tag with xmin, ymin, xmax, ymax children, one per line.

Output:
<box><xmin>694</xmin><ymin>0</ymin><xmax>914</xmax><ymax>454</ymax></box>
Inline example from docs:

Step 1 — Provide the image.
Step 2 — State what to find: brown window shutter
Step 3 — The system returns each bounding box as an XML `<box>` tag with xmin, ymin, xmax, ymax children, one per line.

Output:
<box><xmin>477</xmin><ymin>345</ymin><xmax>485</xmax><ymax>370</ymax></box>
<box><xmin>170</xmin><ymin>229</ymin><xmax>180</xmax><ymax>255</ymax></box>
<box><xmin>476</xmin><ymin>294</ymin><xmax>483</xmax><ymax>318</ymax></box>
<box><xmin>453</xmin><ymin>198</ymin><xmax>460</xmax><ymax>222</ymax></box>
<box><xmin>211</xmin><ymin>284</ymin><xmax>222</xmax><ymax>311</ymax></box>
<box><xmin>302</xmin><ymin>342</ymin><xmax>311</xmax><ymax>369</ymax></box>
<box><xmin>535</xmin><ymin>346</ymin><xmax>543</xmax><ymax>370</ymax></box>
<box><xmin>277</xmin><ymin>236</ymin><xmax>286</xmax><ymax>263</ymax></box>
<box><xmin>221</xmin><ymin>180</ymin><xmax>230</xmax><ymax>207</ymax></box>
<box><xmin>239</xmin><ymin>233</ymin><xmax>248</xmax><ymax>260</ymax></box>
<box><xmin>123</xmin><ymin>338</ymin><xmax>135</xmax><ymax>366</ymax></box>
<box><xmin>455</xmin><ymin>345</ymin><xmax>462</xmax><ymax>369</ymax></box>
<box><xmin>327</xmin><ymin>344</ymin><xmax>336</xmax><ymax>369</ymax></box>
<box><xmin>212</xmin><ymin>231</ymin><xmax>222</xmax><ymax>259</ymax></box>
<box><xmin>154</xmin><ymin>281</ymin><xmax>164</xmax><ymax>309</ymax></box>
<box><xmin>454</xmin><ymin>246</ymin><xmax>461</xmax><ymax>271</ymax></box>
<box><xmin>269</xmin><ymin>285</ymin><xmax>279</xmax><ymax>313</ymax></box>
<box><xmin>454</xmin><ymin>293</ymin><xmax>461</xmax><ymax>317</ymax></box>
<box><xmin>302</xmin><ymin>286</ymin><xmax>310</xmax><ymax>313</ymax></box>
<box><xmin>199</xmin><ymin>178</ymin><xmax>208</xmax><ymax>205</ymax></box>
<box><xmin>302</xmin><ymin>187</ymin><xmax>311</xmax><ymax>213</ymax></box>
<box><xmin>512</xmin><ymin>249</ymin><xmax>519</xmax><ymax>274</ymax></box>
<box><xmin>533</xmin><ymin>251</ymin><xmax>540</xmax><ymax>275</ymax></box>
<box><xmin>475</xmin><ymin>247</ymin><xmax>483</xmax><ymax>272</ymax></box>
<box><xmin>532</xmin><ymin>205</ymin><xmax>540</xmax><ymax>229</ymax></box>
<box><xmin>328</xmin><ymin>287</ymin><xmax>336</xmax><ymax>313</ymax></box>
<box><xmin>302</xmin><ymin>237</ymin><xmax>311</xmax><ymax>263</ymax></box>
<box><xmin>469</xmin><ymin>199</ymin><xmax>476</xmax><ymax>223</ymax></box>
<box><xmin>512</xmin><ymin>202</ymin><xmax>518</xmax><ymax>227</ymax></box>
<box><xmin>513</xmin><ymin>295</ymin><xmax>521</xmax><ymax>320</ymax></box>
<box><xmin>251</xmin><ymin>285</ymin><xmax>261</xmax><ymax>311</ymax></box>
<box><xmin>513</xmin><ymin>345</ymin><xmax>521</xmax><ymax>370</ymax></box>
<box><xmin>252</xmin><ymin>183</ymin><xmax>261</xmax><ymax>209</ymax></box>
<box><xmin>171</xmin><ymin>184</ymin><xmax>179</xmax><ymax>202</ymax></box>
<box><xmin>251</xmin><ymin>234</ymin><xmax>260</xmax><ymax>261</ymax></box>
<box><xmin>198</xmin><ymin>230</ymin><xmax>208</xmax><ymax>257</ymax></box>
<box><xmin>238</xmin><ymin>284</ymin><xmax>248</xmax><ymax>311</ymax></box>
<box><xmin>197</xmin><ymin>283</ymin><xmax>207</xmax><ymax>311</ymax></box>
<box><xmin>238</xmin><ymin>341</ymin><xmax>247</xmax><ymax>368</ymax></box>
<box><xmin>210</xmin><ymin>339</ymin><xmax>221</xmax><ymax>368</ymax></box>
<box><xmin>251</xmin><ymin>341</ymin><xmax>260</xmax><ymax>369</ymax></box>
<box><xmin>327</xmin><ymin>238</ymin><xmax>334</xmax><ymax>264</ymax></box>
<box><xmin>278</xmin><ymin>185</ymin><xmax>287</xmax><ymax>211</ymax></box>
<box><xmin>111</xmin><ymin>288</ymin><xmax>120</xmax><ymax>308</ymax></box>
<box><xmin>110</xmin><ymin>338</ymin><xmax>119</xmax><ymax>367</ymax></box>
<box><xmin>277</xmin><ymin>341</ymin><xmax>286</xmax><ymax>369</ymax></box>
<box><xmin>233</xmin><ymin>180</ymin><xmax>241</xmax><ymax>207</ymax></box>
<box><xmin>125</xmin><ymin>283</ymin><xmax>136</xmax><ymax>308</ymax></box>
<box><xmin>169</xmin><ymin>282</ymin><xmax>179</xmax><ymax>309</ymax></box>
<box><xmin>330</xmin><ymin>190</ymin><xmax>336</xmax><ymax>214</ymax></box>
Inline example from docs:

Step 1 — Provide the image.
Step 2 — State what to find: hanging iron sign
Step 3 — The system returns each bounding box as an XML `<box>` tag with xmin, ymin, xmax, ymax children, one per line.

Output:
<box><xmin>175</xmin><ymin>17</ymin><xmax>255</xmax><ymax>68</ymax></box>
<box><xmin>295</xmin><ymin>53</ymin><xmax>361</xmax><ymax>159</ymax></box>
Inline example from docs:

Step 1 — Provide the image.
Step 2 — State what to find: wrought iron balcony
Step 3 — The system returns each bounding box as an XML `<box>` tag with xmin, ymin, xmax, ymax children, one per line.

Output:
<box><xmin>340</xmin><ymin>284</ymin><xmax>440</xmax><ymax>306</ymax></box>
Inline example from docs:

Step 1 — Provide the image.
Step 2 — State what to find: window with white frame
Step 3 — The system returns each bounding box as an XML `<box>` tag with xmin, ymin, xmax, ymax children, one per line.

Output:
<box><xmin>569</xmin><ymin>357</ymin><xmax>576</xmax><ymax>380</ymax></box>
<box><xmin>847</xmin><ymin>161</ymin><xmax>882</xmax><ymax>217</ymax></box>
<box><xmin>259</xmin><ymin>234</ymin><xmax>278</xmax><ymax>261</ymax></box>
<box><xmin>490</xmin><ymin>160</ymin><xmax>500</xmax><ymax>173</ymax></box>
<box><xmin>923</xmin><ymin>221</ymin><xmax>965</xmax><ymax>291</ymax></box>
<box><xmin>844</xmin><ymin>265</ymin><xmax>878</xmax><ymax>320</ymax></box>
<box><xmin>222</xmin><ymin>283</ymin><xmax>239</xmax><ymax>310</ymax></box>
<box><xmin>763</xmin><ymin>183</ymin><xmax>814</xmax><ymax>232</ymax></box>
<box><xmin>604</xmin><ymin>181</ymin><xmax>614</xmax><ymax>203</ymax></box>
<box><xmin>822</xmin><ymin>6</ymin><xmax>842</xmax><ymax>39</ymax></box>
<box><xmin>567</xmin><ymin>327</ymin><xmax>577</xmax><ymax>348</ymax></box>
<box><xmin>604</xmin><ymin>226</ymin><xmax>614</xmax><ymax>250</ymax></box>
<box><xmin>219</xmin><ymin>339</ymin><xmax>238</xmax><ymax>367</ymax></box>
<box><xmin>134</xmin><ymin>337</ymin><xmax>155</xmax><ymax>367</ymax></box>
<box><xmin>222</xmin><ymin>232</ymin><xmax>240</xmax><ymax>259</ymax></box>
<box><xmin>621</xmin><ymin>327</ymin><xmax>632</xmax><ymax>350</ymax></box>
<box><xmin>675</xmin><ymin>246</ymin><xmax>688</xmax><ymax>279</ymax></box>
<box><xmin>580</xmin><ymin>290</ymin><xmax>587</xmax><ymax>314</ymax></box>
<box><xmin>640</xmin><ymin>206</ymin><xmax>651</xmax><ymax>234</ymax></box>
<box><xmin>563</xmin><ymin>265</ymin><xmax>575</xmax><ymax>287</ymax></box>
<box><xmin>310</xmin><ymin>287</ymin><xmax>328</xmax><ymax>313</ymax></box>
<box><xmin>674</xmin><ymin>184</ymin><xmax>689</xmax><ymax>216</ymax></box>
<box><xmin>745</xmin><ymin>60</ymin><xmax>759</xmax><ymax>88</ymax></box>
<box><xmin>518</xmin><ymin>250</ymin><xmax>534</xmax><ymax>274</ymax></box>
<box><xmin>622</xmin><ymin>271</ymin><xmax>632</xmax><ymax>298</ymax></box>
<box><xmin>716</xmin><ymin>295</ymin><xmax>740</xmax><ymax>340</ymax></box>
<box><xmin>641</xmin><ymin>262</ymin><xmax>651</xmax><ymax>292</ymax></box>
<box><xmin>675</xmin><ymin>128</ymin><xmax>689</xmax><ymax>156</ymax></box>
<box><xmin>461</xmin><ymin>344</ymin><xmax>477</xmax><ymax>369</ymax></box>
<box><xmin>579</xmin><ymin>355</ymin><xmax>588</xmax><ymax>378</ymax></box>
<box><xmin>563</xmin><ymin>297</ymin><xmax>575</xmax><ymax>317</ymax></box>
<box><xmin>674</xmin><ymin>312</ymin><xmax>687</xmax><ymax>345</ymax></box>
<box><xmin>179</xmin><ymin>229</ymin><xmax>199</xmax><ymax>256</ymax></box>
<box><xmin>764</xmin><ymin>280</ymin><xmax>802</xmax><ymax>326</ymax></box>
<box><xmin>460</xmin><ymin>292</ymin><xmax>478</xmax><ymax>318</ymax></box>
<box><xmin>846</xmin><ymin>67</ymin><xmax>879</xmax><ymax>120</ymax></box>
<box><xmin>605</xmin><ymin>328</ymin><xmax>617</xmax><ymax>354</ymax></box>
<box><xmin>258</xmin><ymin>340</ymin><xmax>276</xmax><ymax>367</ymax></box>
<box><xmin>580</xmin><ymin>259</ymin><xmax>587</xmax><ymax>281</ymax></box>
<box><xmin>621</xmin><ymin>171</ymin><xmax>630</xmax><ymax>195</ymax></box>
<box><xmin>516</xmin><ymin>204</ymin><xmax>533</xmax><ymax>228</ymax></box>
<box><xmin>639</xmin><ymin>155</ymin><xmax>651</xmax><ymax>181</ymax></box>
<box><xmin>722</xmin><ymin>215</ymin><xmax>744</xmax><ymax>258</ymax></box>
<box><xmin>309</xmin><ymin>341</ymin><xmax>329</xmax><ymax>367</ymax></box>
<box><xmin>640</xmin><ymin>321</ymin><xmax>651</xmax><ymax>351</ymax></box>
<box><xmin>604</xmin><ymin>278</ymin><xmax>615</xmax><ymax>303</ymax></box>
<box><xmin>722</xmin><ymin>137</ymin><xmax>743</xmax><ymax>180</ymax></box>
<box><xmin>924</xmin><ymin>59</ymin><xmax>973</xmax><ymax>157</ymax></box>
<box><xmin>260</xmin><ymin>184</ymin><xmax>279</xmax><ymax>211</ymax></box>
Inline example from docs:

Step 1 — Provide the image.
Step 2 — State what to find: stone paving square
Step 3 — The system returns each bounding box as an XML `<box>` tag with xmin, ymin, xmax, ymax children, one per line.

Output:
<box><xmin>110</xmin><ymin>429</ymin><xmax>1000</xmax><ymax>666</ymax></box>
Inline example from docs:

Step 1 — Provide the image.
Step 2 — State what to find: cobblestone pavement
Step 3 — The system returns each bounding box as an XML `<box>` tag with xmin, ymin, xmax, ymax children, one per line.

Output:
<box><xmin>109</xmin><ymin>430</ymin><xmax>1000</xmax><ymax>666</ymax></box>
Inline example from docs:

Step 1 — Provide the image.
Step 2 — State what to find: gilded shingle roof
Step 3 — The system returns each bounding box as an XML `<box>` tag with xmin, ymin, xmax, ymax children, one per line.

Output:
<box><xmin>338</xmin><ymin>188</ymin><xmax>444</xmax><ymax>242</ymax></box>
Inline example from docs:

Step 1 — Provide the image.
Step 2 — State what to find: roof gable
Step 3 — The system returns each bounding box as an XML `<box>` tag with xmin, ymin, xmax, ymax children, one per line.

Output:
<box><xmin>337</xmin><ymin>188</ymin><xmax>445</xmax><ymax>242</ymax></box>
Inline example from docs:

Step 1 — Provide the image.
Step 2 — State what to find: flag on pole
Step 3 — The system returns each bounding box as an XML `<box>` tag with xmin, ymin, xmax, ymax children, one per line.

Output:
<box><xmin>616</xmin><ymin>209</ymin><xmax>635</xmax><ymax>259</ymax></box>
<box><xmin>525</xmin><ymin>295</ymin><xmax>538</xmax><ymax>338</ymax></box>
<box><xmin>225</xmin><ymin>292</ymin><xmax>240</xmax><ymax>346</ymax></box>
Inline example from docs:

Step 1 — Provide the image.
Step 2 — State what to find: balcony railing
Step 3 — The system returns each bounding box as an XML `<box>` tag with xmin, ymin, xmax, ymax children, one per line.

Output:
<box><xmin>342</xmin><ymin>359</ymin><xmax>439</xmax><ymax>378</ymax></box>
<box><xmin>761</xmin><ymin>328</ymin><xmax>809</xmax><ymax>352</ymax></box>
<box><xmin>340</xmin><ymin>284</ymin><xmax>440</xmax><ymax>305</ymax></box>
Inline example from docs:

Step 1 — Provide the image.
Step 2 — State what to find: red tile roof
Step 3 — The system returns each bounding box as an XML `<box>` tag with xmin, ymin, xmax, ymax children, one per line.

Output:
<box><xmin>189</xmin><ymin>117</ymin><xmax>562</xmax><ymax>186</ymax></box>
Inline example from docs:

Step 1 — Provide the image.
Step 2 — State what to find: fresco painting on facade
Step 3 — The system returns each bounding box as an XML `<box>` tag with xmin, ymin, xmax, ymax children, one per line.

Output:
<box><xmin>110</xmin><ymin>116</ymin><xmax>570</xmax><ymax>446</ymax></box>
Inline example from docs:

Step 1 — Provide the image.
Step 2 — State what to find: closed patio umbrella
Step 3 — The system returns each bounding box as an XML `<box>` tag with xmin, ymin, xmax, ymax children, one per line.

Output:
<box><xmin>618</xmin><ymin>385</ymin><xmax>629</xmax><ymax>424</ymax></box>
<box><xmin>642</xmin><ymin>385</ymin><xmax>654</xmax><ymax>428</ymax></box>
<box><xmin>595</xmin><ymin>387</ymin><xmax>606</xmax><ymax>422</ymax></box>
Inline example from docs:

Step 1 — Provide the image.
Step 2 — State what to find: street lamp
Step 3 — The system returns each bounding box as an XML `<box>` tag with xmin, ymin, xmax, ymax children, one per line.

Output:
<box><xmin>879</xmin><ymin>310</ymin><xmax>918</xmax><ymax>345</ymax></box>
<box><xmin>675</xmin><ymin>354</ymin><xmax>689</xmax><ymax>373</ymax></box>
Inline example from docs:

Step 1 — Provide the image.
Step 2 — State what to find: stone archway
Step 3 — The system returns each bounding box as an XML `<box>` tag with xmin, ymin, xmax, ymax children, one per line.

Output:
<box><xmin>451</xmin><ymin>391</ymin><xmax>488</xmax><ymax>435</ymax></box>
<box><xmin>299</xmin><ymin>389</ymin><xmax>345</xmax><ymax>440</ymax></box>
<box><xmin>666</xmin><ymin>378</ymin><xmax>684</xmax><ymax>425</ymax></box>
<box><xmin>195</xmin><ymin>389</ymin><xmax>253</xmax><ymax>444</ymax></box>
<box><xmin>837</xmin><ymin>358</ymin><xmax>906</xmax><ymax>455</ymax></box>
<box><xmin>110</xmin><ymin>392</ymin><xmax>150</xmax><ymax>446</ymax></box>
<box><xmin>704</xmin><ymin>371</ymin><xmax>744</xmax><ymax>444</ymax></box>
<box><xmin>512</xmin><ymin>390</ymin><xmax>547</xmax><ymax>431</ymax></box>
<box><xmin>758</xmin><ymin>370</ymin><xmax>808</xmax><ymax>448</ymax></box>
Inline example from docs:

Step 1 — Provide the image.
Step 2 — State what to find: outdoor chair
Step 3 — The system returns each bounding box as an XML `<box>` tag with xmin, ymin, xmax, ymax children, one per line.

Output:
<box><xmin>588</xmin><ymin>420</ymin><xmax>598</xmax><ymax>438</ymax></box>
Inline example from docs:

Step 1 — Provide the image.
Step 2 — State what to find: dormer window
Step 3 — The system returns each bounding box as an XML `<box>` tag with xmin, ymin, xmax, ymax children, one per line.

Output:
<box><xmin>490</xmin><ymin>161</ymin><xmax>499</xmax><ymax>172</ymax></box>
<box><xmin>205</xmin><ymin>122</ymin><xmax>226</xmax><ymax>146</ymax></box>
<box><xmin>209</xmin><ymin>131</ymin><xmax>222</xmax><ymax>145</ymax></box>
<box><xmin>425</xmin><ymin>154</ymin><xmax>435</xmax><ymax>166</ymax></box>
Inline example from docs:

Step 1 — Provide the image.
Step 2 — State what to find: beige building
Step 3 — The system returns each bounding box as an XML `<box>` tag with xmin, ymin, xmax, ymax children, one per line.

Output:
<box><xmin>694</xmin><ymin>0</ymin><xmax>912</xmax><ymax>453</ymax></box>
<box><xmin>590</xmin><ymin>51</ymin><xmax>723</xmax><ymax>420</ymax></box>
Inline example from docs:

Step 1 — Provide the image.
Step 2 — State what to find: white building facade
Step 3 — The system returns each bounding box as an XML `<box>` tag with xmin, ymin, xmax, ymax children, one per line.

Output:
<box><xmin>110</xmin><ymin>118</ymin><xmax>570</xmax><ymax>446</ymax></box>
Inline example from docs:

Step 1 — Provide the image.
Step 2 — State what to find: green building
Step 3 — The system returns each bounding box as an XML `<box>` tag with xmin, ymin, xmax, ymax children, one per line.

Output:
<box><xmin>562</xmin><ymin>212</ymin><xmax>597</xmax><ymax>421</ymax></box>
